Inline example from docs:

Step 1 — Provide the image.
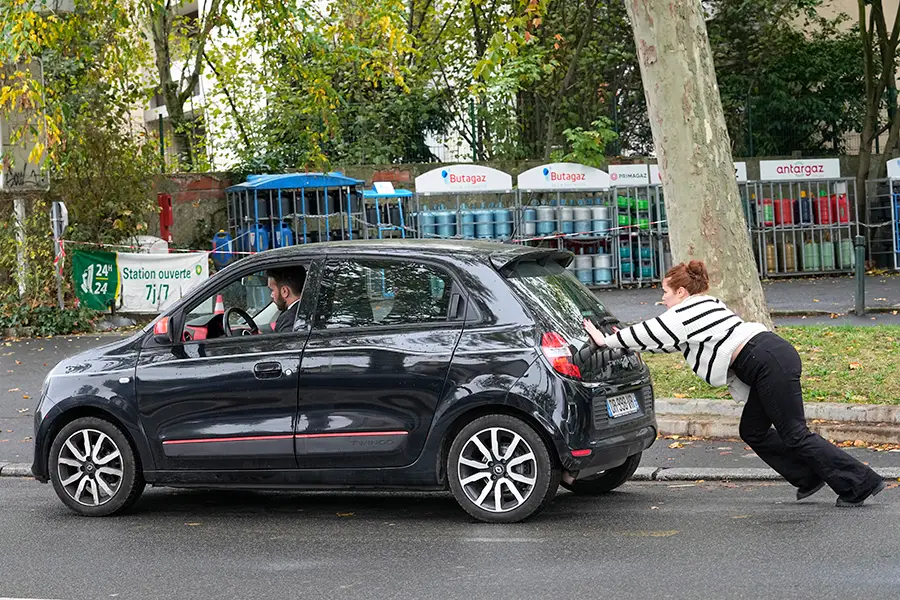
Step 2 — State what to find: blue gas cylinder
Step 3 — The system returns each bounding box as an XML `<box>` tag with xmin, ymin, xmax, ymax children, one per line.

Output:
<box><xmin>245</xmin><ymin>223</ymin><xmax>269</xmax><ymax>252</ymax></box>
<box><xmin>435</xmin><ymin>206</ymin><xmax>456</xmax><ymax>238</ymax></box>
<box><xmin>493</xmin><ymin>207</ymin><xmax>512</xmax><ymax>240</ymax></box>
<box><xmin>474</xmin><ymin>207</ymin><xmax>493</xmax><ymax>239</ymax></box>
<box><xmin>419</xmin><ymin>206</ymin><xmax>436</xmax><ymax>238</ymax></box>
<box><xmin>211</xmin><ymin>230</ymin><xmax>234</xmax><ymax>269</ymax></box>
<box><xmin>273</xmin><ymin>222</ymin><xmax>294</xmax><ymax>248</ymax></box>
<box><xmin>523</xmin><ymin>208</ymin><xmax>538</xmax><ymax>237</ymax></box>
<box><xmin>461</xmin><ymin>206</ymin><xmax>476</xmax><ymax>239</ymax></box>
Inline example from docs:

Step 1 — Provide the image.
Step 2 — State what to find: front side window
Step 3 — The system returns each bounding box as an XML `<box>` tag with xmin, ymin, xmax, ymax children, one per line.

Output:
<box><xmin>181</xmin><ymin>265</ymin><xmax>307</xmax><ymax>340</ymax></box>
<box><xmin>314</xmin><ymin>259</ymin><xmax>453</xmax><ymax>329</ymax></box>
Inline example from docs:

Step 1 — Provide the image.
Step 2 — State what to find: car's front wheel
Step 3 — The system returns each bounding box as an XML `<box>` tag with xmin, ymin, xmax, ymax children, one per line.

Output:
<box><xmin>561</xmin><ymin>452</ymin><xmax>642</xmax><ymax>495</ymax></box>
<box><xmin>448</xmin><ymin>414</ymin><xmax>559</xmax><ymax>523</ymax></box>
<box><xmin>48</xmin><ymin>417</ymin><xmax>145</xmax><ymax>516</ymax></box>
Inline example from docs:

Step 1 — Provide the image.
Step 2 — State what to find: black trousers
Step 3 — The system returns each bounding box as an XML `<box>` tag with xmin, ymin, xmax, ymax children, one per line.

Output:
<box><xmin>731</xmin><ymin>332</ymin><xmax>881</xmax><ymax>499</ymax></box>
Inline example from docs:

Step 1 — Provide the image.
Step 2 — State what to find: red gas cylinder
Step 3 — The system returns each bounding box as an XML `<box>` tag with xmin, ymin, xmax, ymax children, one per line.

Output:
<box><xmin>830</xmin><ymin>194</ymin><xmax>850</xmax><ymax>223</ymax></box>
<box><xmin>815</xmin><ymin>194</ymin><xmax>834</xmax><ymax>225</ymax></box>
<box><xmin>773</xmin><ymin>198</ymin><xmax>794</xmax><ymax>226</ymax></box>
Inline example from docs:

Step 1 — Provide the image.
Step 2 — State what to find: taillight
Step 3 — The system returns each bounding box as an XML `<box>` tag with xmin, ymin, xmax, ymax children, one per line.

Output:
<box><xmin>541</xmin><ymin>332</ymin><xmax>581</xmax><ymax>380</ymax></box>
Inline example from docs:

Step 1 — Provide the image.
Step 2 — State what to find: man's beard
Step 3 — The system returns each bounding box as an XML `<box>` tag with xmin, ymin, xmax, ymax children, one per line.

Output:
<box><xmin>274</xmin><ymin>296</ymin><xmax>287</xmax><ymax>311</ymax></box>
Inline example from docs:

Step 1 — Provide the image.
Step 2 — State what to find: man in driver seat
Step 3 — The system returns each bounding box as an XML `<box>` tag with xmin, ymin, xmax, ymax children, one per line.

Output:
<box><xmin>266</xmin><ymin>267</ymin><xmax>306</xmax><ymax>333</ymax></box>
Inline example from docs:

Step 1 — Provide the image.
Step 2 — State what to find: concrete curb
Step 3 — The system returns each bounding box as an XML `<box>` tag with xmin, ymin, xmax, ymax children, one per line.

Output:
<box><xmin>0</xmin><ymin>463</ymin><xmax>33</xmax><ymax>477</ymax></box>
<box><xmin>632</xmin><ymin>467</ymin><xmax>900</xmax><ymax>482</ymax></box>
<box><xmin>656</xmin><ymin>398</ymin><xmax>900</xmax><ymax>445</ymax></box>
<box><xmin>657</xmin><ymin>398</ymin><xmax>900</xmax><ymax>423</ymax></box>
<box><xmin>770</xmin><ymin>307</ymin><xmax>899</xmax><ymax>317</ymax></box>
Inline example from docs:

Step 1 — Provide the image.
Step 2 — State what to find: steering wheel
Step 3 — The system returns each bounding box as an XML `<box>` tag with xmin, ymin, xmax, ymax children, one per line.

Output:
<box><xmin>223</xmin><ymin>307</ymin><xmax>260</xmax><ymax>337</ymax></box>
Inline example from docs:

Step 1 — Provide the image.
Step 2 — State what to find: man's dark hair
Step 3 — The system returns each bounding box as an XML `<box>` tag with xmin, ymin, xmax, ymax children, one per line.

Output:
<box><xmin>266</xmin><ymin>267</ymin><xmax>306</xmax><ymax>295</ymax></box>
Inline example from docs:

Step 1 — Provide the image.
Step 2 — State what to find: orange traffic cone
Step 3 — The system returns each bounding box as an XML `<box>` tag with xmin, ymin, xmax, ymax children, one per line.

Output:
<box><xmin>214</xmin><ymin>294</ymin><xmax>225</xmax><ymax>314</ymax></box>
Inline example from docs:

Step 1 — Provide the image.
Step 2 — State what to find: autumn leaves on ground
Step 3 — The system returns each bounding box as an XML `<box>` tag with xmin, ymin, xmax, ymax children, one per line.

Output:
<box><xmin>643</xmin><ymin>325</ymin><xmax>900</xmax><ymax>404</ymax></box>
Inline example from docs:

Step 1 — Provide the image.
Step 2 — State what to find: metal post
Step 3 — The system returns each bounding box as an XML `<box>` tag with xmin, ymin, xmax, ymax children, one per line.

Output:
<box><xmin>158</xmin><ymin>115</ymin><xmax>165</xmax><ymax>172</ymax></box>
<box><xmin>469</xmin><ymin>98</ymin><xmax>477</xmax><ymax>162</ymax></box>
<box><xmin>855</xmin><ymin>234</ymin><xmax>866</xmax><ymax>315</ymax></box>
<box><xmin>14</xmin><ymin>197</ymin><xmax>26</xmax><ymax>298</ymax></box>
<box><xmin>50</xmin><ymin>201</ymin><xmax>68</xmax><ymax>310</ymax></box>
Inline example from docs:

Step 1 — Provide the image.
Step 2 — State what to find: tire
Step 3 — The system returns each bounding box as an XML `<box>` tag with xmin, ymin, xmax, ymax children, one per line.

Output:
<box><xmin>447</xmin><ymin>414</ymin><xmax>559</xmax><ymax>523</ymax></box>
<box><xmin>561</xmin><ymin>452</ymin><xmax>642</xmax><ymax>495</ymax></box>
<box><xmin>48</xmin><ymin>417</ymin><xmax>145</xmax><ymax>516</ymax></box>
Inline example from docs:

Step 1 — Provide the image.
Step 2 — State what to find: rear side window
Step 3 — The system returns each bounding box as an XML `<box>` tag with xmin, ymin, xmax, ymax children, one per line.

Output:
<box><xmin>504</xmin><ymin>259</ymin><xmax>613</xmax><ymax>341</ymax></box>
<box><xmin>314</xmin><ymin>258</ymin><xmax>453</xmax><ymax>329</ymax></box>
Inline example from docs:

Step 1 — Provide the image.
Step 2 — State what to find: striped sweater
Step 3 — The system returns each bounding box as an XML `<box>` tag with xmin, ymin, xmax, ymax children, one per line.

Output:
<box><xmin>602</xmin><ymin>295</ymin><xmax>767</xmax><ymax>387</ymax></box>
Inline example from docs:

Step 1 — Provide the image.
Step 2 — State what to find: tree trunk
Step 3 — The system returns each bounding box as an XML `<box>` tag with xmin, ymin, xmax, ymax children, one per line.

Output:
<box><xmin>625</xmin><ymin>0</ymin><xmax>772</xmax><ymax>327</ymax></box>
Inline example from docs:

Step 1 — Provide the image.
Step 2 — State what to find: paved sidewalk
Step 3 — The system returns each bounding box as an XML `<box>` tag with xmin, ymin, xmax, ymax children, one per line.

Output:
<box><xmin>595</xmin><ymin>273</ymin><xmax>900</xmax><ymax>324</ymax></box>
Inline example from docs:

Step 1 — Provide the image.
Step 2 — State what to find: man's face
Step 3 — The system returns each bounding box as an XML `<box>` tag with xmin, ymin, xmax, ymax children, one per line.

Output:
<box><xmin>268</xmin><ymin>277</ymin><xmax>288</xmax><ymax>311</ymax></box>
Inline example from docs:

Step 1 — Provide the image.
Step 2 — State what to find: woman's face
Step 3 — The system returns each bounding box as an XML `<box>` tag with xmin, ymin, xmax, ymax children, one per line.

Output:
<box><xmin>661</xmin><ymin>278</ymin><xmax>688</xmax><ymax>308</ymax></box>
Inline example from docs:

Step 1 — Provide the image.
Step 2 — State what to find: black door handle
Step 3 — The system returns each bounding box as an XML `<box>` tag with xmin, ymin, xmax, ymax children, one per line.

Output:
<box><xmin>254</xmin><ymin>361</ymin><xmax>282</xmax><ymax>379</ymax></box>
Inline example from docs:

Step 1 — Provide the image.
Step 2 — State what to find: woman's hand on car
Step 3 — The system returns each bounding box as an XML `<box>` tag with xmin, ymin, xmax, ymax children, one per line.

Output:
<box><xmin>583</xmin><ymin>318</ymin><xmax>606</xmax><ymax>347</ymax></box>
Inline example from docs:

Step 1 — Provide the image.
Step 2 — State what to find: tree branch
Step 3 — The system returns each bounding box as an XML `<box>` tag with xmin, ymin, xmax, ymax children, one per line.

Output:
<box><xmin>202</xmin><ymin>51</ymin><xmax>251</xmax><ymax>151</ymax></box>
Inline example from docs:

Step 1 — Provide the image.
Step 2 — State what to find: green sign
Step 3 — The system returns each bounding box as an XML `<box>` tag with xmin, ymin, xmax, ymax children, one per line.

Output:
<box><xmin>73</xmin><ymin>250</ymin><xmax>120</xmax><ymax>311</ymax></box>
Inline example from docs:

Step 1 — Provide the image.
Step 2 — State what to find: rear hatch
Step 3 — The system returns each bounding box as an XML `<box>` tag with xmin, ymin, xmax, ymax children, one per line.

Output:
<box><xmin>498</xmin><ymin>255</ymin><xmax>646</xmax><ymax>384</ymax></box>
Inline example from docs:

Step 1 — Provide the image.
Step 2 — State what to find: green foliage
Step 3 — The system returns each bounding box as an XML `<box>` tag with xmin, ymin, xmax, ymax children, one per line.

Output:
<box><xmin>52</xmin><ymin>115</ymin><xmax>159</xmax><ymax>245</ymax></box>
<box><xmin>708</xmin><ymin>0</ymin><xmax>864</xmax><ymax>156</ymax></box>
<box><xmin>0</xmin><ymin>294</ymin><xmax>98</xmax><ymax>337</ymax></box>
<box><xmin>553</xmin><ymin>118</ymin><xmax>618</xmax><ymax>168</ymax></box>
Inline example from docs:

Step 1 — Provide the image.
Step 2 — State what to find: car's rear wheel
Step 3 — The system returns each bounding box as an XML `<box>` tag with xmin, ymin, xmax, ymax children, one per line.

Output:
<box><xmin>561</xmin><ymin>452</ymin><xmax>642</xmax><ymax>495</ymax></box>
<box><xmin>48</xmin><ymin>417</ymin><xmax>145</xmax><ymax>516</ymax></box>
<box><xmin>448</xmin><ymin>414</ymin><xmax>559</xmax><ymax>523</ymax></box>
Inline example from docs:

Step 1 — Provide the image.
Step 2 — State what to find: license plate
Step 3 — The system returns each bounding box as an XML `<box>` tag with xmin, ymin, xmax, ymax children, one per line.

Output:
<box><xmin>607</xmin><ymin>393</ymin><xmax>640</xmax><ymax>418</ymax></box>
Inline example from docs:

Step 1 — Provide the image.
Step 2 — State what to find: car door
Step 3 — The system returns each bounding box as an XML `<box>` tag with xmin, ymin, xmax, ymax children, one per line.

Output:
<box><xmin>295</xmin><ymin>255</ymin><xmax>465</xmax><ymax>469</ymax></box>
<box><xmin>135</xmin><ymin>259</ymin><xmax>317</xmax><ymax>472</ymax></box>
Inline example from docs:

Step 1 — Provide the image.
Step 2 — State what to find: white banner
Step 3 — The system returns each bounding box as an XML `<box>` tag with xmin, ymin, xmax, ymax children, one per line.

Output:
<box><xmin>609</xmin><ymin>164</ymin><xmax>650</xmax><ymax>186</ymax></box>
<box><xmin>517</xmin><ymin>163</ymin><xmax>610</xmax><ymax>191</ymax></box>
<box><xmin>117</xmin><ymin>252</ymin><xmax>209</xmax><ymax>313</ymax></box>
<box><xmin>887</xmin><ymin>158</ymin><xmax>900</xmax><ymax>179</ymax></box>
<box><xmin>759</xmin><ymin>158</ymin><xmax>841</xmax><ymax>181</ymax></box>
<box><xmin>649</xmin><ymin>162</ymin><xmax>746</xmax><ymax>184</ymax></box>
<box><xmin>415</xmin><ymin>164</ymin><xmax>513</xmax><ymax>195</ymax></box>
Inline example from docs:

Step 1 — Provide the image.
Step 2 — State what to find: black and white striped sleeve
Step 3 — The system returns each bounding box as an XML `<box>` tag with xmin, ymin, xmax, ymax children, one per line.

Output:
<box><xmin>602</xmin><ymin>308</ymin><xmax>687</xmax><ymax>354</ymax></box>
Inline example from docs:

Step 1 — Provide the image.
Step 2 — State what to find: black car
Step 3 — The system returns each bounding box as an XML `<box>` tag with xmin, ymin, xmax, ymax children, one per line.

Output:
<box><xmin>32</xmin><ymin>240</ymin><xmax>656</xmax><ymax>523</ymax></box>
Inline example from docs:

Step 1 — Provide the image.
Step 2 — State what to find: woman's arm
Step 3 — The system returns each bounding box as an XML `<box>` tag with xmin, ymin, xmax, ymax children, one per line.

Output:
<box><xmin>585</xmin><ymin>309</ymin><xmax>687</xmax><ymax>354</ymax></box>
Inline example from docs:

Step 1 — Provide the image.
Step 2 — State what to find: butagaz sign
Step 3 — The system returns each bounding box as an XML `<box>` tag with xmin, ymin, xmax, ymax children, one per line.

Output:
<box><xmin>517</xmin><ymin>163</ymin><xmax>610</xmax><ymax>191</ymax></box>
<box><xmin>415</xmin><ymin>165</ymin><xmax>513</xmax><ymax>195</ymax></box>
<box><xmin>759</xmin><ymin>159</ymin><xmax>841</xmax><ymax>181</ymax></box>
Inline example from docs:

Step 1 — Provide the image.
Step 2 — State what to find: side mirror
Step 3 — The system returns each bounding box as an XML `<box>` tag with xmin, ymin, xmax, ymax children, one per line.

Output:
<box><xmin>152</xmin><ymin>316</ymin><xmax>174</xmax><ymax>345</ymax></box>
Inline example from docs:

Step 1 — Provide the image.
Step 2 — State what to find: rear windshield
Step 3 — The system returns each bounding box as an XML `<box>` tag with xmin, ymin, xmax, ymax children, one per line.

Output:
<box><xmin>504</xmin><ymin>259</ymin><xmax>615</xmax><ymax>342</ymax></box>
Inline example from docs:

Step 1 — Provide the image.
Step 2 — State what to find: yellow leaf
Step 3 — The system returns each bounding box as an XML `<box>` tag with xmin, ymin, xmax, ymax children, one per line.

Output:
<box><xmin>673</xmin><ymin>393</ymin><xmax>687</xmax><ymax>398</ymax></box>
<box><xmin>849</xmin><ymin>362</ymin><xmax>861</xmax><ymax>370</ymax></box>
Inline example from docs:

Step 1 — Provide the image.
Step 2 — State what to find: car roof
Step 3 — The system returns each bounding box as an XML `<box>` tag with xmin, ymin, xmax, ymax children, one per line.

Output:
<box><xmin>247</xmin><ymin>239</ymin><xmax>573</xmax><ymax>271</ymax></box>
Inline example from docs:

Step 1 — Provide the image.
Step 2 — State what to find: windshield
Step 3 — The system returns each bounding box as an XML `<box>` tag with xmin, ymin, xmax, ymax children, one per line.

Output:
<box><xmin>504</xmin><ymin>259</ymin><xmax>615</xmax><ymax>344</ymax></box>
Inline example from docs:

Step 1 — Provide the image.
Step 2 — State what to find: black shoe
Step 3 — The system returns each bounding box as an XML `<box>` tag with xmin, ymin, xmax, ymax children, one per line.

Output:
<box><xmin>836</xmin><ymin>480</ymin><xmax>886</xmax><ymax>508</ymax></box>
<box><xmin>796</xmin><ymin>481</ymin><xmax>826</xmax><ymax>501</ymax></box>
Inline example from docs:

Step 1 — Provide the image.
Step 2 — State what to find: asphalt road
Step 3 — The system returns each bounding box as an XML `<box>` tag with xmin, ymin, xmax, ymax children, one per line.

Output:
<box><xmin>1</xmin><ymin>478</ymin><xmax>897</xmax><ymax>600</ymax></box>
<box><xmin>3</xmin><ymin>333</ymin><xmax>898</xmax><ymax>467</ymax></box>
<box><xmin>0</xmin><ymin>333</ymin><xmax>131</xmax><ymax>465</ymax></box>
